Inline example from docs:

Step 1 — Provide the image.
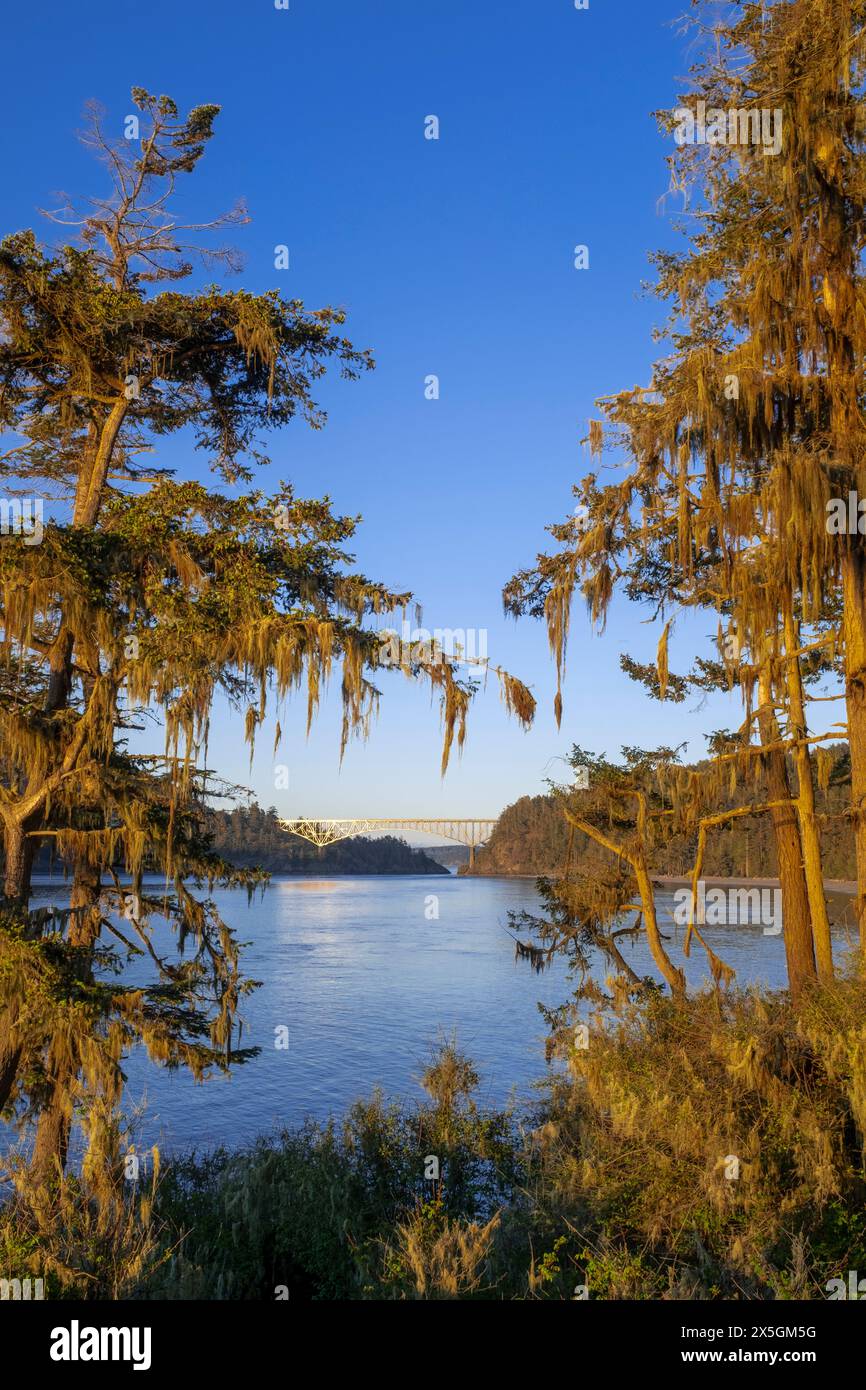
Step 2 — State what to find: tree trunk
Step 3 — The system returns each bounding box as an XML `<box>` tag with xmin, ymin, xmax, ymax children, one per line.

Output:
<box><xmin>0</xmin><ymin>1034</ymin><xmax>22</xmax><ymax>1113</ymax></box>
<box><xmin>30</xmin><ymin>861</ymin><xmax>102</xmax><ymax>1185</ymax></box>
<box><xmin>2</xmin><ymin>819</ymin><xmax>35</xmax><ymax>906</ymax></box>
<box><xmin>0</xmin><ymin>822</ymin><xmax>33</xmax><ymax>1118</ymax></box>
<box><xmin>30</xmin><ymin>1055</ymin><xmax>72</xmax><ymax>1183</ymax></box>
<box><xmin>782</xmin><ymin>604</ymin><xmax>833</xmax><ymax>981</ymax></box>
<box><xmin>757</xmin><ymin>674</ymin><xmax>816</xmax><ymax>1003</ymax></box>
<box><xmin>45</xmin><ymin>627</ymin><xmax>74</xmax><ymax>716</ymax></box>
<box><xmin>634</xmin><ymin>852</ymin><xmax>686</xmax><ymax>997</ymax></box>
<box><xmin>563</xmin><ymin>805</ymin><xmax>686</xmax><ymax>997</ymax></box>
<box><xmin>2</xmin><ymin>627</ymin><xmax>73</xmax><ymax>905</ymax></box>
<box><xmin>0</xmin><ymin>632</ymin><xmax>74</xmax><ymax>1124</ymax></box>
<box><xmin>842</xmin><ymin>545</ymin><xmax>866</xmax><ymax>949</ymax></box>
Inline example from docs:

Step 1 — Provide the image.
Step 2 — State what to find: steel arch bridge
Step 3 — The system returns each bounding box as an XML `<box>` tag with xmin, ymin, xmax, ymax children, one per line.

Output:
<box><xmin>278</xmin><ymin>818</ymin><xmax>497</xmax><ymax>868</ymax></box>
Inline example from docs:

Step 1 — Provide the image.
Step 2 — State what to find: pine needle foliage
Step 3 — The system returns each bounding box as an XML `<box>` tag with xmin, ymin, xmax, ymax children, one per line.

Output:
<box><xmin>0</xmin><ymin>89</ymin><xmax>533</xmax><ymax>1185</ymax></box>
<box><xmin>505</xmin><ymin>0</ymin><xmax>866</xmax><ymax>997</ymax></box>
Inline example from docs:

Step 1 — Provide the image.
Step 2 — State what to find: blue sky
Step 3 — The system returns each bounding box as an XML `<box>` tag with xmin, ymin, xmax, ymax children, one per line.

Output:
<box><xmin>1</xmin><ymin>0</ymin><xmax>755</xmax><ymax>837</ymax></box>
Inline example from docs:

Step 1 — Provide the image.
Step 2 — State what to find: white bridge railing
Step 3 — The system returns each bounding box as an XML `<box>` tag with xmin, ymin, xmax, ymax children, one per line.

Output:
<box><xmin>278</xmin><ymin>817</ymin><xmax>497</xmax><ymax>865</ymax></box>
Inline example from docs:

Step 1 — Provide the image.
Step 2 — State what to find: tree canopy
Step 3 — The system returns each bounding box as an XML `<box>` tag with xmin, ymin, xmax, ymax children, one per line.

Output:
<box><xmin>0</xmin><ymin>88</ymin><xmax>534</xmax><ymax>1189</ymax></box>
<box><xmin>506</xmin><ymin>0</ymin><xmax>866</xmax><ymax>1003</ymax></box>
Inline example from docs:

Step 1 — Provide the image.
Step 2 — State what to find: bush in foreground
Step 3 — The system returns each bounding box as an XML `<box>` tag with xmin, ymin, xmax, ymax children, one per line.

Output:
<box><xmin>5</xmin><ymin>980</ymin><xmax>866</xmax><ymax>1299</ymax></box>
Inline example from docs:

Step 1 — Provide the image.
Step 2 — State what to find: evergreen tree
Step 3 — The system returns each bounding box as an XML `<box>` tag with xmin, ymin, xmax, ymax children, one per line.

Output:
<box><xmin>505</xmin><ymin>0</ymin><xmax>866</xmax><ymax>999</ymax></box>
<box><xmin>0</xmin><ymin>90</ymin><xmax>534</xmax><ymax>1180</ymax></box>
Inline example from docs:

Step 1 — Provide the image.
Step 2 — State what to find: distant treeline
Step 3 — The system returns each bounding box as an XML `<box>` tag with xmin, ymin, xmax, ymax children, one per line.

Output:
<box><xmin>204</xmin><ymin>804</ymin><xmax>448</xmax><ymax>875</ymax></box>
<box><xmin>469</xmin><ymin>745</ymin><xmax>856</xmax><ymax>880</ymax></box>
<box><xmin>25</xmin><ymin>803</ymin><xmax>449</xmax><ymax>878</ymax></box>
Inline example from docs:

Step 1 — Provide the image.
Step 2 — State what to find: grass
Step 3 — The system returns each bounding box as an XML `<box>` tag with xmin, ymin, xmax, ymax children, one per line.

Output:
<box><xmin>4</xmin><ymin>977</ymin><xmax>866</xmax><ymax>1299</ymax></box>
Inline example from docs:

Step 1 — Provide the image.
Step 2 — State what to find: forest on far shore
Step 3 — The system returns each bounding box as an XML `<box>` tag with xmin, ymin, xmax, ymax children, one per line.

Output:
<box><xmin>468</xmin><ymin>744</ymin><xmax>856</xmax><ymax>881</ymax></box>
<box><xmin>204</xmin><ymin>804</ymin><xmax>449</xmax><ymax>875</ymax></box>
<box><xmin>21</xmin><ymin>803</ymin><xmax>450</xmax><ymax>878</ymax></box>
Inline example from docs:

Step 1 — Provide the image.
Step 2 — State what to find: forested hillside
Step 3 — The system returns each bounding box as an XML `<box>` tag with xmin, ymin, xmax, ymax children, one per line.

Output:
<box><xmin>24</xmin><ymin>803</ymin><xmax>448</xmax><ymax>878</ymax></box>
<box><xmin>205</xmin><ymin>804</ymin><xmax>448</xmax><ymax>875</ymax></box>
<box><xmin>469</xmin><ymin>746</ymin><xmax>856</xmax><ymax>880</ymax></box>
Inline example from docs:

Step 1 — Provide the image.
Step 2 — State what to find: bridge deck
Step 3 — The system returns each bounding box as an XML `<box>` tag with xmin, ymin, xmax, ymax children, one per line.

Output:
<box><xmin>278</xmin><ymin>817</ymin><xmax>497</xmax><ymax>865</ymax></box>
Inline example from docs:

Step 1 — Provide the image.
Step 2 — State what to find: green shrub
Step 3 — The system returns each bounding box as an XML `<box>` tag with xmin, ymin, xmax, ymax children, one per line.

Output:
<box><xmin>8</xmin><ymin>981</ymin><xmax>866</xmax><ymax>1299</ymax></box>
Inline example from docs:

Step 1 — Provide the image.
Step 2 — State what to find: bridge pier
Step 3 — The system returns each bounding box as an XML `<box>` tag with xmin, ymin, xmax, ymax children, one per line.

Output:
<box><xmin>468</xmin><ymin>843</ymin><xmax>476</xmax><ymax>871</ymax></box>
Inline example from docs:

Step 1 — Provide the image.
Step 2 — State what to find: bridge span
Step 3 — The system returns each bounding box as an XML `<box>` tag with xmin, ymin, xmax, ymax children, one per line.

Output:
<box><xmin>278</xmin><ymin>818</ymin><xmax>498</xmax><ymax>869</ymax></box>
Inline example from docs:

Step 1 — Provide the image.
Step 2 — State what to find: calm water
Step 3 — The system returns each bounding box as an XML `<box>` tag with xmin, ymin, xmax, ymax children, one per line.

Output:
<box><xmin>18</xmin><ymin>875</ymin><xmax>861</xmax><ymax>1157</ymax></box>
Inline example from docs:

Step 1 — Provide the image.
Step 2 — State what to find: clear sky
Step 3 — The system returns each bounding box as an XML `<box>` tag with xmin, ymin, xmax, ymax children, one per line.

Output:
<box><xmin>1</xmin><ymin>0</ymin><xmax>756</xmax><ymax>837</ymax></box>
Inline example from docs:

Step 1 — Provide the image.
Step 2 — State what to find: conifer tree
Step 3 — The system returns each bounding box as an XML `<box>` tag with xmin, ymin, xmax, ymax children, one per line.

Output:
<box><xmin>506</xmin><ymin>0</ymin><xmax>866</xmax><ymax>997</ymax></box>
<box><xmin>0</xmin><ymin>90</ymin><xmax>534</xmax><ymax>1177</ymax></box>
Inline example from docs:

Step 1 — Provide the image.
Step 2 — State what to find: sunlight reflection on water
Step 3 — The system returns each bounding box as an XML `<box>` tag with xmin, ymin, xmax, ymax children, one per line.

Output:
<box><xmin>16</xmin><ymin>875</ymin><xmax>859</xmax><ymax>1157</ymax></box>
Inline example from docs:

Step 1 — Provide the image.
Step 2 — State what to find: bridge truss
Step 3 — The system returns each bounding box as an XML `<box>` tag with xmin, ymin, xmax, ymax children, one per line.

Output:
<box><xmin>278</xmin><ymin>818</ymin><xmax>497</xmax><ymax>867</ymax></box>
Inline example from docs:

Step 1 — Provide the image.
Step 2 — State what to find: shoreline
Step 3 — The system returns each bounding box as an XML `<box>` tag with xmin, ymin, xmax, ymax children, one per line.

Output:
<box><xmin>651</xmin><ymin>875</ymin><xmax>857</xmax><ymax>895</ymax></box>
<box><xmin>461</xmin><ymin>871</ymin><xmax>858</xmax><ymax>895</ymax></box>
